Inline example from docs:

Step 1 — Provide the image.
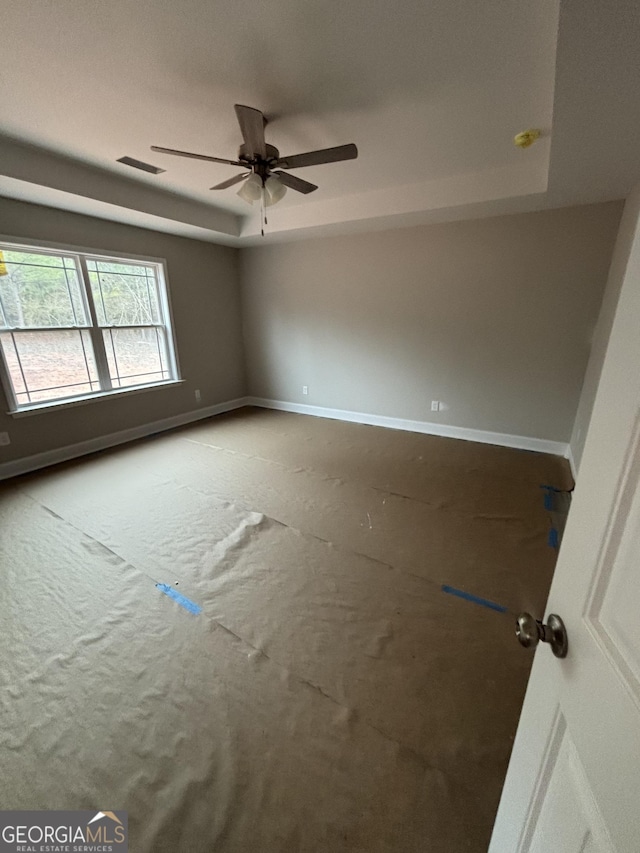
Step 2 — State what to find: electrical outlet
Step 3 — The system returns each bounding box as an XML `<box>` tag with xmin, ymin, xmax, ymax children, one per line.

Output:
<box><xmin>302</xmin><ymin>386</ymin><xmax>309</xmax><ymax>395</ymax></box>
<box><xmin>431</xmin><ymin>400</ymin><xmax>439</xmax><ymax>412</ymax></box>
<box><xmin>195</xmin><ymin>389</ymin><xmax>201</xmax><ymax>403</ymax></box>
<box><xmin>0</xmin><ymin>431</ymin><xmax>10</xmax><ymax>446</ymax></box>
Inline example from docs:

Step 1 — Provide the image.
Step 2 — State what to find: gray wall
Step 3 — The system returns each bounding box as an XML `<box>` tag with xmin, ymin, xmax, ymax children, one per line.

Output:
<box><xmin>0</xmin><ymin>196</ymin><xmax>625</xmax><ymax>470</ymax></box>
<box><xmin>569</xmin><ymin>186</ymin><xmax>640</xmax><ymax>472</ymax></box>
<box><xmin>0</xmin><ymin>197</ymin><xmax>245</xmax><ymax>464</ymax></box>
<box><xmin>241</xmin><ymin>202</ymin><xmax>622</xmax><ymax>442</ymax></box>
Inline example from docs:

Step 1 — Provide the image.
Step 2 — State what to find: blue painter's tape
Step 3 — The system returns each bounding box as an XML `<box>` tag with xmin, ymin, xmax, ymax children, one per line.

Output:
<box><xmin>548</xmin><ymin>528</ymin><xmax>559</xmax><ymax>549</ymax></box>
<box><xmin>156</xmin><ymin>583</ymin><xmax>202</xmax><ymax>615</ymax></box>
<box><xmin>441</xmin><ymin>584</ymin><xmax>508</xmax><ymax>614</ymax></box>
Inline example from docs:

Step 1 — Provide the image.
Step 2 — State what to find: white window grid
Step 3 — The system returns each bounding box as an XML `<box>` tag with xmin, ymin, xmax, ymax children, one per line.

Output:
<box><xmin>0</xmin><ymin>242</ymin><xmax>180</xmax><ymax>410</ymax></box>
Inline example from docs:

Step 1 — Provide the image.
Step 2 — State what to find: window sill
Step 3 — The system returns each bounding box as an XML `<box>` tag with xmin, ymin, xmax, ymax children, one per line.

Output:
<box><xmin>8</xmin><ymin>379</ymin><xmax>185</xmax><ymax>418</ymax></box>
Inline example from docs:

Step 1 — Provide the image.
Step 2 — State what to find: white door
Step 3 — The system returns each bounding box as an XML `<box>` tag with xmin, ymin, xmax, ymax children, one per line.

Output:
<box><xmin>489</xmin><ymin>192</ymin><xmax>640</xmax><ymax>853</ymax></box>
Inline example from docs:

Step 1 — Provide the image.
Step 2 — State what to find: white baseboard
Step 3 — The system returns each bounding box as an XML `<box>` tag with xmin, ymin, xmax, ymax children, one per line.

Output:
<box><xmin>247</xmin><ymin>397</ymin><xmax>569</xmax><ymax>457</ymax></box>
<box><xmin>2</xmin><ymin>394</ymin><xmax>569</xmax><ymax>481</ymax></box>
<box><xmin>0</xmin><ymin>397</ymin><xmax>249</xmax><ymax>481</ymax></box>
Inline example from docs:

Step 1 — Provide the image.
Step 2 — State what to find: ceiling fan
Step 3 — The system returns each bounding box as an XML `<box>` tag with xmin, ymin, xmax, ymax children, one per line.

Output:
<box><xmin>151</xmin><ymin>104</ymin><xmax>358</xmax><ymax>208</ymax></box>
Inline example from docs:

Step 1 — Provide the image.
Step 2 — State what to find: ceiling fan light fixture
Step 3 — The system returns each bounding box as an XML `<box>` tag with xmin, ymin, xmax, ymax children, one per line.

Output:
<box><xmin>152</xmin><ymin>104</ymin><xmax>357</xmax><ymax>211</ymax></box>
<box><xmin>237</xmin><ymin>172</ymin><xmax>263</xmax><ymax>204</ymax></box>
<box><xmin>264</xmin><ymin>175</ymin><xmax>287</xmax><ymax>207</ymax></box>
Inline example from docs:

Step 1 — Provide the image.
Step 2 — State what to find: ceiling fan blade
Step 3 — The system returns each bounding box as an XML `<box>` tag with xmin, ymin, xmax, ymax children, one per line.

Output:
<box><xmin>276</xmin><ymin>143</ymin><xmax>358</xmax><ymax>170</ymax></box>
<box><xmin>151</xmin><ymin>145</ymin><xmax>243</xmax><ymax>166</ymax></box>
<box><xmin>273</xmin><ymin>170</ymin><xmax>318</xmax><ymax>194</ymax></box>
<box><xmin>210</xmin><ymin>172</ymin><xmax>250</xmax><ymax>190</ymax></box>
<box><xmin>234</xmin><ymin>104</ymin><xmax>266</xmax><ymax>159</ymax></box>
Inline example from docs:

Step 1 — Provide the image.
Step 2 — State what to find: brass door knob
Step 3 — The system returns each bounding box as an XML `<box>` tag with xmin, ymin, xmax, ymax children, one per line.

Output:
<box><xmin>515</xmin><ymin>613</ymin><xmax>568</xmax><ymax>658</ymax></box>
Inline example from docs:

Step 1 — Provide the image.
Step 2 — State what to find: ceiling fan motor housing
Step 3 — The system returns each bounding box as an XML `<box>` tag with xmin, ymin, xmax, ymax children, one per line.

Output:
<box><xmin>239</xmin><ymin>143</ymin><xmax>280</xmax><ymax>179</ymax></box>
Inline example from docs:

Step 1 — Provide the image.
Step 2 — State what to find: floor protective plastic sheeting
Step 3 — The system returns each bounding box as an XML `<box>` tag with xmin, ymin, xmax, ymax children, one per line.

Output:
<box><xmin>0</xmin><ymin>408</ymin><xmax>571</xmax><ymax>852</ymax></box>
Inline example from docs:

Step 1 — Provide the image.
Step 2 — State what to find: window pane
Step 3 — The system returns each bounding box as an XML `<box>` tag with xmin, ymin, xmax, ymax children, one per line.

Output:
<box><xmin>103</xmin><ymin>327</ymin><xmax>169</xmax><ymax>388</ymax></box>
<box><xmin>1</xmin><ymin>330</ymin><xmax>99</xmax><ymax>404</ymax></box>
<box><xmin>0</xmin><ymin>333</ymin><xmax>27</xmax><ymax>395</ymax></box>
<box><xmin>87</xmin><ymin>259</ymin><xmax>161</xmax><ymax>326</ymax></box>
<box><xmin>0</xmin><ymin>244</ymin><xmax>177</xmax><ymax>409</ymax></box>
<box><xmin>0</xmin><ymin>250</ymin><xmax>87</xmax><ymax>328</ymax></box>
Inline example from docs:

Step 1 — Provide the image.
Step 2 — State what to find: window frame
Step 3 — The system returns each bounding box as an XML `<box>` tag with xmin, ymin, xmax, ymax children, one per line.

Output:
<box><xmin>0</xmin><ymin>236</ymin><xmax>182</xmax><ymax>415</ymax></box>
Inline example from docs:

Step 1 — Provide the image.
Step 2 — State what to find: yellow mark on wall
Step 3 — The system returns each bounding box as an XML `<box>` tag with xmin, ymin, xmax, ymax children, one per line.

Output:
<box><xmin>514</xmin><ymin>129</ymin><xmax>541</xmax><ymax>149</ymax></box>
<box><xmin>0</xmin><ymin>251</ymin><xmax>7</xmax><ymax>276</ymax></box>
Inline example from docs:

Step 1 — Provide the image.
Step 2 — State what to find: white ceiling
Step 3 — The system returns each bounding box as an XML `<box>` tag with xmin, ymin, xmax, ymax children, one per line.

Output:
<box><xmin>0</xmin><ymin>0</ymin><xmax>638</xmax><ymax>244</ymax></box>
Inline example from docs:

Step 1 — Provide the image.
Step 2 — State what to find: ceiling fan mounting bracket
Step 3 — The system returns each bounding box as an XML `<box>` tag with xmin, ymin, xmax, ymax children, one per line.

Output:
<box><xmin>238</xmin><ymin>142</ymin><xmax>280</xmax><ymax>164</ymax></box>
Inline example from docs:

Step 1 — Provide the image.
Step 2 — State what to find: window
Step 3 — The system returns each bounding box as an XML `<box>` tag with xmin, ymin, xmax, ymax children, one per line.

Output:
<box><xmin>0</xmin><ymin>242</ymin><xmax>179</xmax><ymax>411</ymax></box>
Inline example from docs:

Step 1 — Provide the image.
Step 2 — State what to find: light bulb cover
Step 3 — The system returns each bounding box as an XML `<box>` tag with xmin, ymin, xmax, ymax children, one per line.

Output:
<box><xmin>264</xmin><ymin>175</ymin><xmax>287</xmax><ymax>207</ymax></box>
<box><xmin>237</xmin><ymin>172</ymin><xmax>263</xmax><ymax>204</ymax></box>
